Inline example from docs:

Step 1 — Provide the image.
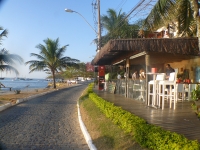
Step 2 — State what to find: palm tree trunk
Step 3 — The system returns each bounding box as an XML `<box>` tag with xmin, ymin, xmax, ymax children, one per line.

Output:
<box><xmin>52</xmin><ymin>70</ymin><xmax>56</xmax><ymax>89</ymax></box>
<box><xmin>192</xmin><ymin>0</ymin><xmax>200</xmax><ymax>51</ymax></box>
<box><xmin>197</xmin><ymin>17</ymin><xmax>200</xmax><ymax>52</ymax></box>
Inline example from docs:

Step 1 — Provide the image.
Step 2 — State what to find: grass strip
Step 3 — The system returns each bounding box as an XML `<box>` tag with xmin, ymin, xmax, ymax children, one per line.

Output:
<box><xmin>79</xmin><ymin>96</ymin><xmax>146</xmax><ymax>150</ymax></box>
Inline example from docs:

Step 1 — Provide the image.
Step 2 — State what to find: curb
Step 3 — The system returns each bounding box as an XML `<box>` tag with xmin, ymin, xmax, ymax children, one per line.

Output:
<box><xmin>0</xmin><ymin>102</ymin><xmax>12</xmax><ymax>112</ymax></box>
<box><xmin>77</xmin><ymin>101</ymin><xmax>97</xmax><ymax>150</ymax></box>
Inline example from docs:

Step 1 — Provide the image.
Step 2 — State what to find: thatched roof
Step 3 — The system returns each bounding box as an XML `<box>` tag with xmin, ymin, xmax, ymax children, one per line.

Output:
<box><xmin>92</xmin><ymin>38</ymin><xmax>199</xmax><ymax>65</ymax></box>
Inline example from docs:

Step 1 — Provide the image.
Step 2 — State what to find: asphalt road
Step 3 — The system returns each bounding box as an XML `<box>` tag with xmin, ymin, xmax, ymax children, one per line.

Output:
<box><xmin>0</xmin><ymin>84</ymin><xmax>89</xmax><ymax>150</ymax></box>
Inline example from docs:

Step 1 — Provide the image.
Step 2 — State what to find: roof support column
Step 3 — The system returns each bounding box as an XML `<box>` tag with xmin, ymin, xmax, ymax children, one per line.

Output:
<box><xmin>145</xmin><ymin>54</ymin><xmax>150</xmax><ymax>105</ymax></box>
<box><xmin>125</xmin><ymin>59</ymin><xmax>130</xmax><ymax>98</ymax></box>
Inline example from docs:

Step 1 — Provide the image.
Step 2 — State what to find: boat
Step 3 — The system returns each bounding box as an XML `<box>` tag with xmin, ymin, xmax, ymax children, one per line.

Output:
<box><xmin>19</xmin><ymin>78</ymin><xmax>25</xmax><ymax>80</ymax></box>
<box><xmin>0</xmin><ymin>77</ymin><xmax>4</xmax><ymax>80</ymax></box>
<box><xmin>12</xmin><ymin>77</ymin><xmax>20</xmax><ymax>81</ymax></box>
<box><xmin>25</xmin><ymin>78</ymin><xmax>32</xmax><ymax>80</ymax></box>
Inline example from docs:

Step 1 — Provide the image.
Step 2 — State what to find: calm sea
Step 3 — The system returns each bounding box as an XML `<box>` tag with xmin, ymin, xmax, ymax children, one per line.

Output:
<box><xmin>0</xmin><ymin>78</ymin><xmax>49</xmax><ymax>91</ymax></box>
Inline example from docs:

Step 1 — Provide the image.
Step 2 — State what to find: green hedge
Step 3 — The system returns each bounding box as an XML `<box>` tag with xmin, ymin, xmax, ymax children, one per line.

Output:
<box><xmin>88</xmin><ymin>83</ymin><xmax>200</xmax><ymax>150</ymax></box>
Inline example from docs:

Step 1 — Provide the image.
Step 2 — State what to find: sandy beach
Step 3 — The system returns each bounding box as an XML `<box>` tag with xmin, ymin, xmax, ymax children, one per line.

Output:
<box><xmin>0</xmin><ymin>82</ymin><xmax>73</xmax><ymax>106</ymax></box>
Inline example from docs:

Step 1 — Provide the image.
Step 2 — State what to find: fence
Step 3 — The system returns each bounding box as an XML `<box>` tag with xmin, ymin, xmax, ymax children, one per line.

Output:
<box><xmin>105</xmin><ymin>79</ymin><xmax>146</xmax><ymax>102</ymax></box>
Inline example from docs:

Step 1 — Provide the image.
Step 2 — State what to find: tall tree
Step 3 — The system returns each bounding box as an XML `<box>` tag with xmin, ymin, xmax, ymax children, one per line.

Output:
<box><xmin>25</xmin><ymin>38</ymin><xmax>79</xmax><ymax>88</ymax></box>
<box><xmin>101</xmin><ymin>9</ymin><xmax>131</xmax><ymax>40</ymax></box>
<box><xmin>143</xmin><ymin>0</ymin><xmax>197</xmax><ymax>37</ymax></box>
<box><xmin>100</xmin><ymin>9</ymin><xmax>142</xmax><ymax>45</ymax></box>
<box><xmin>0</xmin><ymin>48</ymin><xmax>23</xmax><ymax>75</ymax></box>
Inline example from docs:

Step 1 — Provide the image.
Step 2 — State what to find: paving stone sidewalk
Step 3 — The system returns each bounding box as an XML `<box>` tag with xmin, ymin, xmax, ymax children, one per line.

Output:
<box><xmin>0</xmin><ymin>84</ymin><xmax>89</xmax><ymax>150</ymax></box>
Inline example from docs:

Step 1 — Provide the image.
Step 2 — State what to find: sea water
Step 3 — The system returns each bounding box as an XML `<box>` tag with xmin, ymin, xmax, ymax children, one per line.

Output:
<box><xmin>0</xmin><ymin>78</ymin><xmax>49</xmax><ymax>91</ymax></box>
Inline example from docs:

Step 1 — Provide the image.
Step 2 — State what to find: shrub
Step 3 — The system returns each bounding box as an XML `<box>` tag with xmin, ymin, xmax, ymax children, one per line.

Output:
<box><xmin>14</xmin><ymin>89</ymin><xmax>21</xmax><ymax>94</ymax></box>
<box><xmin>88</xmin><ymin>84</ymin><xmax>200</xmax><ymax>150</ymax></box>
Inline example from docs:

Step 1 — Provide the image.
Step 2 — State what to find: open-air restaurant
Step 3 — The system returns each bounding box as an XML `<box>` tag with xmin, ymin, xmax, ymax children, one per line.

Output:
<box><xmin>92</xmin><ymin>37</ymin><xmax>200</xmax><ymax>110</ymax></box>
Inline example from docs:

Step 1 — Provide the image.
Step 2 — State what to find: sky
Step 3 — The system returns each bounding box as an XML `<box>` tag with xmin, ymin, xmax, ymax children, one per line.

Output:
<box><xmin>0</xmin><ymin>0</ymin><xmax>145</xmax><ymax>79</ymax></box>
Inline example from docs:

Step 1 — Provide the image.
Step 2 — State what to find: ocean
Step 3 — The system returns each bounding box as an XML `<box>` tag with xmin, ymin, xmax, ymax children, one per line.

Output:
<box><xmin>0</xmin><ymin>78</ymin><xmax>49</xmax><ymax>91</ymax></box>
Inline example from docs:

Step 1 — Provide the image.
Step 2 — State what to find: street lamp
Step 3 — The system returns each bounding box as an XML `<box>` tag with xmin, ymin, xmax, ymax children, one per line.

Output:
<box><xmin>65</xmin><ymin>9</ymin><xmax>98</xmax><ymax>35</ymax></box>
<box><xmin>65</xmin><ymin>7</ymin><xmax>101</xmax><ymax>52</ymax></box>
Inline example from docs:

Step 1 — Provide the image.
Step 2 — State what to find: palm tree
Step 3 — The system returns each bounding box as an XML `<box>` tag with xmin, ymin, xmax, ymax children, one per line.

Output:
<box><xmin>0</xmin><ymin>27</ymin><xmax>23</xmax><ymax>76</ymax></box>
<box><xmin>143</xmin><ymin>0</ymin><xmax>198</xmax><ymax>37</ymax></box>
<box><xmin>101</xmin><ymin>9</ymin><xmax>131</xmax><ymax>41</ymax></box>
<box><xmin>25</xmin><ymin>38</ymin><xmax>79</xmax><ymax>89</ymax></box>
<box><xmin>100</xmin><ymin>9</ymin><xmax>142</xmax><ymax>46</ymax></box>
<box><xmin>192</xmin><ymin>0</ymin><xmax>200</xmax><ymax>50</ymax></box>
<box><xmin>0</xmin><ymin>48</ymin><xmax>23</xmax><ymax>75</ymax></box>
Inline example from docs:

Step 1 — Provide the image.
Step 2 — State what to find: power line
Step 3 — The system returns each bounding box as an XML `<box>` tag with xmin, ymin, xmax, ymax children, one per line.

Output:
<box><xmin>115</xmin><ymin>0</ymin><xmax>128</xmax><ymax>11</ymax></box>
<box><xmin>101</xmin><ymin>0</ymin><xmax>158</xmax><ymax>45</ymax></box>
<box><xmin>100</xmin><ymin>0</ymin><xmax>146</xmax><ymax>44</ymax></box>
<box><xmin>91</xmin><ymin>0</ymin><xmax>98</xmax><ymax>33</ymax></box>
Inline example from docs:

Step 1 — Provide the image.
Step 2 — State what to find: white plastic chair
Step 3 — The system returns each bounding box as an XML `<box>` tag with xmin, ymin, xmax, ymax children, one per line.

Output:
<box><xmin>158</xmin><ymin>72</ymin><xmax>176</xmax><ymax>109</ymax></box>
<box><xmin>148</xmin><ymin>74</ymin><xmax>165</xmax><ymax>106</ymax></box>
<box><xmin>170</xmin><ymin>84</ymin><xmax>186</xmax><ymax>107</ymax></box>
<box><xmin>184</xmin><ymin>84</ymin><xmax>197</xmax><ymax>101</ymax></box>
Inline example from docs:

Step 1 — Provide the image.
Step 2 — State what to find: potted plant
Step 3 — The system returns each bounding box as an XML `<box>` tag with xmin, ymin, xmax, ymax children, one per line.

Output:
<box><xmin>191</xmin><ymin>85</ymin><xmax>200</xmax><ymax>116</ymax></box>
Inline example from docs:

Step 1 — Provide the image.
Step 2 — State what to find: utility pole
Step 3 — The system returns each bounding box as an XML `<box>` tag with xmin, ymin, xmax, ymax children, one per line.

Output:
<box><xmin>97</xmin><ymin>0</ymin><xmax>101</xmax><ymax>52</ymax></box>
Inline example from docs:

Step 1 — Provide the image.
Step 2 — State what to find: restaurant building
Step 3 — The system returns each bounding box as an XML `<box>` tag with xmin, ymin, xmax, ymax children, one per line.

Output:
<box><xmin>92</xmin><ymin>37</ymin><xmax>200</xmax><ymax>105</ymax></box>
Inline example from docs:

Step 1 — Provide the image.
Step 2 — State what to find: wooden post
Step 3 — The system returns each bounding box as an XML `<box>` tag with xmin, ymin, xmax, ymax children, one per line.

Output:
<box><xmin>125</xmin><ymin>59</ymin><xmax>130</xmax><ymax>98</ymax></box>
<box><xmin>145</xmin><ymin>54</ymin><xmax>150</xmax><ymax>104</ymax></box>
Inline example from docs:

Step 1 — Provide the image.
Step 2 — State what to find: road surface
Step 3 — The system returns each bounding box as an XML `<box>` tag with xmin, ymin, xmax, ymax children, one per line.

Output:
<box><xmin>0</xmin><ymin>84</ymin><xmax>89</xmax><ymax>150</ymax></box>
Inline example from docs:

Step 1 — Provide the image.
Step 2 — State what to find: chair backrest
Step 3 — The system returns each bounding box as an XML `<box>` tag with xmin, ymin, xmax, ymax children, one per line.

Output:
<box><xmin>133</xmin><ymin>84</ymin><xmax>141</xmax><ymax>90</ymax></box>
<box><xmin>176</xmin><ymin>84</ymin><xmax>184</xmax><ymax>92</ymax></box>
<box><xmin>156</xmin><ymin>74</ymin><xmax>165</xmax><ymax>81</ymax></box>
<box><xmin>189</xmin><ymin>84</ymin><xmax>196</xmax><ymax>92</ymax></box>
<box><xmin>169</xmin><ymin>72</ymin><xmax>176</xmax><ymax>81</ymax></box>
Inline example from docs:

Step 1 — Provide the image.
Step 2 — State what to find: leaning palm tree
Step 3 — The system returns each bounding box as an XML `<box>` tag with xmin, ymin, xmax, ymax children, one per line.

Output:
<box><xmin>25</xmin><ymin>38</ymin><xmax>80</xmax><ymax>89</ymax></box>
<box><xmin>0</xmin><ymin>48</ymin><xmax>23</xmax><ymax>75</ymax></box>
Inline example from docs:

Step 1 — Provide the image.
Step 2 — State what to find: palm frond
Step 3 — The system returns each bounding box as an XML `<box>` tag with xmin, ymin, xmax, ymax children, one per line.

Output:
<box><xmin>0</xmin><ymin>65</ymin><xmax>19</xmax><ymax>75</ymax></box>
<box><xmin>0</xmin><ymin>49</ymin><xmax>23</xmax><ymax>75</ymax></box>
<box><xmin>143</xmin><ymin>0</ymin><xmax>176</xmax><ymax>31</ymax></box>
<box><xmin>176</xmin><ymin>0</ymin><xmax>196</xmax><ymax>37</ymax></box>
<box><xmin>0</xmin><ymin>27</ymin><xmax>8</xmax><ymax>45</ymax></box>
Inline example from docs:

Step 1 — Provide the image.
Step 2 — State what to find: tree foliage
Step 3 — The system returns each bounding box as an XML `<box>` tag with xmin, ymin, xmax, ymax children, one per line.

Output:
<box><xmin>61</xmin><ymin>62</ymin><xmax>94</xmax><ymax>79</ymax></box>
<box><xmin>0</xmin><ymin>26</ymin><xmax>8</xmax><ymax>45</ymax></box>
<box><xmin>0</xmin><ymin>27</ymin><xmax>23</xmax><ymax>75</ymax></box>
<box><xmin>100</xmin><ymin>9</ymin><xmax>142</xmax><ymax>46</ymax></box>
<box><xmin>0</xmin><ymin>48</ymin><xmax>23</xmax><ymax>75</ymax></box>
<box><xmin>143</xmin><ymin>0</ymin><xmax>197</xmax><ymax>37</ymax></box>
<box><xmin>26</xmin><ymin>38</ymin><xmax>79</xmax><ymax>88</ymax></box>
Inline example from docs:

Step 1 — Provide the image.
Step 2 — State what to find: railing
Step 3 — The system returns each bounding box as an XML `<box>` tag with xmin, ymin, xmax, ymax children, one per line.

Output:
<box><xmin>105</xmin><ymin>79</ymin><xmax>146</xmax><ymax>102</ymax></box>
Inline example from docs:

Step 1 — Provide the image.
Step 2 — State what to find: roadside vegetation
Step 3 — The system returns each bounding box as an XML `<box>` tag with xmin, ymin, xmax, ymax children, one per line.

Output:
<box><xmin>79</xmin><ymin>83</ymin><xmax>200</xmax><ymax>150</ymax></box>
<box><xmin>79</xmin><ymin>85</ymin><xmax>145</xmax><ymax>150</ymax></box>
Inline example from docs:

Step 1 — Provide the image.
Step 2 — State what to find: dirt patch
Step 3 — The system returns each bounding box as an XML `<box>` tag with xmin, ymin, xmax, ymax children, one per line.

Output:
<box><xmin>0</xmin><ymin>83</ymin><xmax>75</xmax><ymax>106</ymax></box>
